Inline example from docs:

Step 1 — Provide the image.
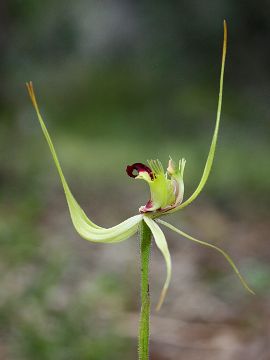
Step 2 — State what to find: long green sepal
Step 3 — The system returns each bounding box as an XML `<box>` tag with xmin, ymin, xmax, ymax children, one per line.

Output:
<box><xmin>143</xmin><ymin>216</ymin><xmax>172</xmax><ymax>311</ymax></box>
<box><xmin>157</xmin><ymin>219</ymin><xmax>255</xmax><ymax>295</ymax></box>
<box><xmin>168</xmin><ymin>21</ymin><xmax>227</xmax><ymax>214</ymax></box>
<box><xmin>26</xmin><ymin>81</ymin><xmax>142</xmax><ymax>243</ymax></box>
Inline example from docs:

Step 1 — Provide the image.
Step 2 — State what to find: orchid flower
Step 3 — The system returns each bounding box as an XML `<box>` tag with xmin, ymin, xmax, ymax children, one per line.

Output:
<box><xmin>26</xmin><ymin>21</ymin><xmax>254</xmax><ymax>313</ymax></box>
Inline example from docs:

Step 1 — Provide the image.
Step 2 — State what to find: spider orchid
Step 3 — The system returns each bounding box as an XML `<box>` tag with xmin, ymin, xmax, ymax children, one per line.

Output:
<box><xmin>26</xmin><ymin>22</ymin><xmax>254</xmax><ymax>312</ymax></box>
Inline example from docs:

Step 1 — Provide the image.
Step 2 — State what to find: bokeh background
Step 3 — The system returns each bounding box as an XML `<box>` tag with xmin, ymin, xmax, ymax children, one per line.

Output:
<box><xmin>0</xmin><ymin>1</ymin><xmax>269</xmax><ymax>359</ymax></box>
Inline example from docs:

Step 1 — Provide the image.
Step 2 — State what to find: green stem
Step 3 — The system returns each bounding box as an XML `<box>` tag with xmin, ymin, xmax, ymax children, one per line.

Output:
<box><xmin>138</xmin><ymin>220</ymin><xmax>152</xmax><ymax>360</ymax></box>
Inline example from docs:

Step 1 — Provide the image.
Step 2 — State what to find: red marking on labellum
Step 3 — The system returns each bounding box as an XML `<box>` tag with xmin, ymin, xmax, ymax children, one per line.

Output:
<box><xmin>126</xmin><ymin>163</ymin><xmax>154</xmax><ymax>180</ymax></box>
<box><xmin>140</xmin><ymin>200</ymin><xmax>154</xmax><ymax>213</ymax></box>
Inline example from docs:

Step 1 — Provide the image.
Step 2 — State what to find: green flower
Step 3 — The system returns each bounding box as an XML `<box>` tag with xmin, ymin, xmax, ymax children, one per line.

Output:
<box><xmin>126</xmin><ymin>158</ymin><xmax>186</xmax><ymax>213</ymax></box>
<box><xmin>26</xmin><ymin>21</ymin><xmax>254</xmax><ymax>311</ymax></box>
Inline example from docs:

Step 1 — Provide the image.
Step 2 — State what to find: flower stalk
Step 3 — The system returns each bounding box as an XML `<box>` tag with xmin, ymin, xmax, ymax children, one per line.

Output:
<box><xmin>138</xmin><ymin>220</ymin><xmax>152</xmax><ymax>360</ymax></box>
<box><xmin>26</xmin><ymin>20</ymin><xmax>255</xmax><ymax>360</ymax></box>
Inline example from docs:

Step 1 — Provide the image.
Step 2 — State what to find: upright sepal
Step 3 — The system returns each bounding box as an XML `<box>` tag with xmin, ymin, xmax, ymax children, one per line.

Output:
<box><xmin>167</xmin><ymin>20</ymin><xmax>227</xmax><ymax>214</ymax></box>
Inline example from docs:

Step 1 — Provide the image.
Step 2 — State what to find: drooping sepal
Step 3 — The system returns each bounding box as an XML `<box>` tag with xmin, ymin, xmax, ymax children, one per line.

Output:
<box><xmin>157</xmin><ymin>218</ymin><xmax>255</xmax><ymax>295</ymax></box>
<box><xmin>143</xmin><ymin>216</ymin><xmax>172</xmax><ymax>310</ymax></box>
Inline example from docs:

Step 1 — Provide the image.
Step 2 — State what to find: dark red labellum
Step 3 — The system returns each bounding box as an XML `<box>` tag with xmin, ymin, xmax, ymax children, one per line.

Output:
<box><xmin>126</xmin><ymin>163</ymin><xmax>154</xmax><ymax>180</ymax></box>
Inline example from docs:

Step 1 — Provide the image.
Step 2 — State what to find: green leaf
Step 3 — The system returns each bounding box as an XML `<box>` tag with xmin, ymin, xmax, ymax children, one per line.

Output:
<box><xmin>157</xmin><ymin>218</ymin><xmax>255</xmax><ymax>295</ymax></box>
<box><xmin>143</xmin><ymin>216</ymin><xmax>172</xmax><ymax>311</ymax></box>
<box><xmin>26</xmin><ymin>82</ymin><xmax>142</xmax><ymax>243</ymax></box>
<box><xmin>168</xmin><ymin>21</ymin><xmax>227</xmax><ymax>213</ymax></box>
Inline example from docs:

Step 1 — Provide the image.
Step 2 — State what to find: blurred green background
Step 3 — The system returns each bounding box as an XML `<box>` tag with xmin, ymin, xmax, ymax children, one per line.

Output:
<box><xmin>1</xmin><ymin>1</ymin><xmax>270</xmax><ymax>359</ymax></box>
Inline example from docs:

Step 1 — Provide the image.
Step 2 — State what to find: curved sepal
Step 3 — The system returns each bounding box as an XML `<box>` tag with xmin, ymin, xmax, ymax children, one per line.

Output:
<box><xmin>143</xmin><ymin>216</ymin><xmax>172</xmax><ymax>311</ymax></box>
<box><xmin>26</xmin><ymin>81</ymin><xmax>142</xmax><ymax>243</ymax></box>
<box><xmin>157</xmin><ymin>219</ymin><xmax>255</xmax><ymax>295</ymax></box>
<box><xmin>167</xmin><ymin>21</ymin><xmax>227</xmax><ymax>214</ymax></box>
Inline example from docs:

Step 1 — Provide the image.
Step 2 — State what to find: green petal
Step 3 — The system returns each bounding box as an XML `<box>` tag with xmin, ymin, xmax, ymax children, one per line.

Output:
<box><xmin>26</xmin><ymin>82</ymin><xmax>142</xmax><ymax>243</ymax></box>
<box><xmin>157</xmin><ymin>219</ymin><xmax>255</xmax><ymax>295</ymax></box>
<box><xmin>168</xmin><ymin>21</ymin><xmax>227</xmax><ymax>214</ymax></box>
<box><xmin>143</xmin><ymin>216</ymin><xmax>172</xmax><ymax>311</ymax></box>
